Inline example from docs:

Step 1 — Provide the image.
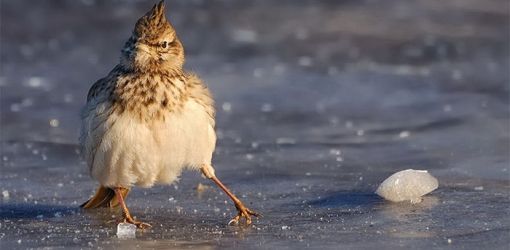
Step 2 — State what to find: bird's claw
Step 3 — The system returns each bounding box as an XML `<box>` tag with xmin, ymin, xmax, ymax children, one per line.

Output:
<box><xmin>228</xmin><ymin>204</ymin><xmax>260</xmax><ymax>226</ymax></box>
<box><xmin>123</xmin><ymin>217</ymin><xmax>152</xmax><ymax>229</ymax></box>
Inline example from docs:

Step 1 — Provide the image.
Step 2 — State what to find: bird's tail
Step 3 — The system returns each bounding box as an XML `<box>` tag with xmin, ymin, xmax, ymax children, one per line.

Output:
<box><xmin>80</xmin><ymin>186</ymin><xmax>130</xmax><ymax>209</ymax></box>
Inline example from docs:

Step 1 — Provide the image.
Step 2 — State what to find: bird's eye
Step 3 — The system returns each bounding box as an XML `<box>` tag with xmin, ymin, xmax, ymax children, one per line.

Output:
<box><xmin>161</xmin><ymin>41</ymin><xmax>168</xmax><ymax>48</ymax></box>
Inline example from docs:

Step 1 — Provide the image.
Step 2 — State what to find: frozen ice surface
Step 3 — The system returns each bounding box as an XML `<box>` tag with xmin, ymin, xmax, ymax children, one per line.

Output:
<box><xmin>116</xmin><ymin>223</ymin><xmax>137</xmax><ymax>239</ymax></box>
<box><xmin>376</xmin><ymin>169</ymin><xmax>438</xmax><ymax>203</ymax></box>
<box><xmin>1</xmin><ymin>0</ymin><xmax>509</xmax><ymax>249</ymax></box>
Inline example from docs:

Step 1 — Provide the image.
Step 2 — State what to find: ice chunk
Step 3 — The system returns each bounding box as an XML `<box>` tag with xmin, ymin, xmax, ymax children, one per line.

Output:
<box><xmin>116</xmin><ymin>223</ymin><xmax>136</xmax><ymax>239</ymax></box>
<box><xmin>376</xmin><ymin>169</ymin><xmax>438</xmax><ymax>203</ymax></box>
<box><xmin>2</xmin><ymin>190</ymin><xmax>9</xmax><ymax>199</ymax></box>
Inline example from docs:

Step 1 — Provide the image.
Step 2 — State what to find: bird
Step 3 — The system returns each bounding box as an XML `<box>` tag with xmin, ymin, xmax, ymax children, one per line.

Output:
<box><xmin>79</xmin><ymin>0</ymin><xmax>259</xmax><ymax>229</ymax></box>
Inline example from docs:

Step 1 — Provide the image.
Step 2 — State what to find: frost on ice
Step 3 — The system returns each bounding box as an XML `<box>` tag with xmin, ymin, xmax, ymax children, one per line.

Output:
<box><xmin>116</xmin><ymin>223</ymin><xmax>136</xmax><ymax>239</ymax></box>
<box><xmin>376</xmin><ymin>169</ymin><xmax>438</xmax><ymax>203</ymax></box>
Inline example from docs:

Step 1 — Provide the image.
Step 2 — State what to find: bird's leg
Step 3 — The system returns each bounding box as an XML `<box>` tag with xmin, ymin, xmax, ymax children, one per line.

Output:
<box><xmin>113</xmin><ymin>187</ymin><xmax>151</xmax><ymax>229</ymax></box>
<box><xmin>201</xmin><ymin>165</ymin><xmax>260</xmax><ymax>225</ymax></box>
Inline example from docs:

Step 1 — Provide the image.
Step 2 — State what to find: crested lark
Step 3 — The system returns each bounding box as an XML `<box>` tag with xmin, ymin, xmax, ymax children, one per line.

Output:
<box><xmin>80</xmin><ymin>1</ymin><xmax>259</xmax><ymax>229</ymax></box>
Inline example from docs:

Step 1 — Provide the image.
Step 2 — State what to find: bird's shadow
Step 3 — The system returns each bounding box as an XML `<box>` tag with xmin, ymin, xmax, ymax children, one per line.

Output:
<box><xmin>0</xmin><ymin>203</ymin><xmax>79</xmax><ymax>219</ymax></box>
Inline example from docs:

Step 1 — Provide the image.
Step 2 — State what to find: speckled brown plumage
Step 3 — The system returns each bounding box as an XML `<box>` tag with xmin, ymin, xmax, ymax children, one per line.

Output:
<box><xmin>87</xmin><ymin>12</ymin><xmax>212</xmax><ymax>124</ymax></box>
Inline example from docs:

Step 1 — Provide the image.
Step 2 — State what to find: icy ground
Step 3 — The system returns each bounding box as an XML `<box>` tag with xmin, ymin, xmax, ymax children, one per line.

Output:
<box><xmin>1</xmin><ymin>0</ymin><xmax>509</xmax><ymax>249</ymax></box>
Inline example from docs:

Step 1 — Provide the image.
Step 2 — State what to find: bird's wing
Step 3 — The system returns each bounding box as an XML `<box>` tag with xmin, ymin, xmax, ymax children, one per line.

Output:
<box><xmin>186</xmin><ymin>73</ymin><xmax>216</xmax><ymax>128</ymax></box>
<box><xmin>81</xmin><ymin>66</ymin><xmax>122</xmax><ymax>172</ymax></box>
<box><xmin>86</xmin><ymin>77</ymin><xmax>108</xmax><ymax>102</ymax></box>
<box><xmin>86</xmin><ymin>65</ymin><xmax>123</xmax><ymax>102</ymax></box>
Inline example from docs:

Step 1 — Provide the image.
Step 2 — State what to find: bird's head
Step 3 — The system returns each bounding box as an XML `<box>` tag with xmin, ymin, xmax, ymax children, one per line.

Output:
<box><xmin>120</xmin><ymin>1</ymin><xmax>184</xmax><ymax>72</ymax></box>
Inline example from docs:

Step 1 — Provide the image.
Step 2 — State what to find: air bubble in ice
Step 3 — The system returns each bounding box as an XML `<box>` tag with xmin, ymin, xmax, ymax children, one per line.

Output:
<box><xmin>329</xmin><ymin>149</ymin><xmax>341</xmax><ymax>155</ymax></box>
<box><xmin>261</xmin><ymin>103</ymin><xmax>273</xmax><ymax>112</ymax></box>
<box><xmin>10</xmin><ymin>104</ymin><xmax>21</xmax><ymax>112</ymax></box>
<box><xmin>116</xmin><ymin>223</ymin><xmax>136</xmax><ymax>239</ymax></box>
<box><xmin>222</xmin><ymin>102</ymin><xmax>232</xmax><ymax>112</ymax></box>
<box><xmin>345</xmin><ymin>121</ymin><xmax>353</xmax><ymax>128</ymax></box>
<box><xmin>276</xmin><ymin>138</ymin><xmax>296</xmax><ymax>145</ymax></box>
<box><xmin>376</xmin><ymin>169</ymin><xmax>438</xmax><ymax>203</ymax></box>
<box><xmin>26</xmin><ymin>77</ymin><xmax>43</xmax><ymax>88</ymax></box>
<box><xmin>64</xmin><ymin>94</ymin><xmax>74</xmax><ymax>103</ymax></box>
<box><xmin>2</xmin><ymin>190</ymin><xmax>9</xmax><ymax>199</ymax></box>
<box><xmin>398</xmin><ymin>131</ymin><xmax>410</xmax><ymax>138</ymax></box>
<box><xmin>49</xmin><ymin>119</ymin><xmax>60</xmax><ymax>127</ymax></box>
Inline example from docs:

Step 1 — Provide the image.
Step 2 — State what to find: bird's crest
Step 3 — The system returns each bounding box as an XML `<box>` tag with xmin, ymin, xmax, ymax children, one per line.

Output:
<box><xmin>134</xmin><ymin>0</ymin><xmax>173</xmax><ymax>40</ymax></box>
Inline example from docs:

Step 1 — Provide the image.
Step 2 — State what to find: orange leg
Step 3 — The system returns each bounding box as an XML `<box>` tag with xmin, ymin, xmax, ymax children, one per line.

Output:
<box><xmin>201</xmin><ymin>165</ymin><xmax>260</xmax><ymax>225</ymax></box>
<box><xmin>114</xmin><ymin>187</ymin><xmax>151</xmax><ymax>229</ymax></box>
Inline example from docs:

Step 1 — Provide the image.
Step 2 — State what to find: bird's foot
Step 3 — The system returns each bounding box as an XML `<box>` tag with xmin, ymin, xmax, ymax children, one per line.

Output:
<box><xmin>228</xmin><ymin>202</ymin><xmax>260</xmax><ymax>226</ymax></box>
<box><xmin>123</xmin><ymin>216</ymin><xmax>152</xmax><ymax>229</ymax></box>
